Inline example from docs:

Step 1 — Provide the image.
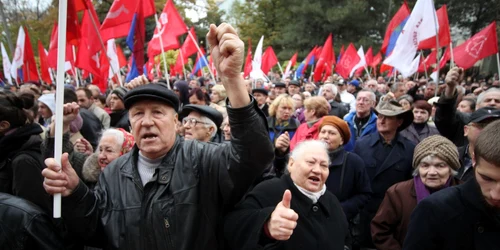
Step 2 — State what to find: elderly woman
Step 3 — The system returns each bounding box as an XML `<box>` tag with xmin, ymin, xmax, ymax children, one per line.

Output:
<box><xmin>397</xmin><ymin>94</ymin><xmax>414</xmax><ymax>111</ymax></box>
<box><xmin>210</xmin><ymin>84</ymin><xmax>227</xmax><ymax>107</ymax></box>
<box><xmin>180</xmin><ymin>104</ymin><xmax>223</xmax><ymax>143</ymax></box>
<box><xmin>224</xmin><ymin>140</ymin><xmax>350</xmax><ymax>250</ymax></box>
<box><xmin>81</xmin><ymin>128</ymin><xmax>135</xmax><ymax>188</ymax></box>
<box><xmin>289</xmin><ymin>96</ymin><xmax>330</xmax><ymax>151</ymax></box>
<box><xmin>371</xmin><ymin>135</ymin><xmax>461</xmax><ymax>250</ymax></box>
<box><xmin>400</xmin><ymin>100</ymin><xmax>439</xmax><ymax>144</ymax></box>
<box><xmin>318</xmin><ymin>116</ymin><xmax>372</xmax><ymax>220</ymax></box>
<box><xmin>268</xmin><ymin>94</ymin><xmax>300</xmax><ymax>145</ymax></box>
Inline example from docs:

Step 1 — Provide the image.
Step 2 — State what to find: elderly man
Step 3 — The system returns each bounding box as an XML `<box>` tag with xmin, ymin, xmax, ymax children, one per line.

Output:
<box><xmin>42</xmin><ymin>23</ymin><xmax>274</xmax><ymax>250</ymax></box>
<box><xmin>274</xmin><ymin>82</ymin><xmax>287</xmax><ymax>95</ymax></box>
<box><xmin>76</xmin><ymin>87</ymin><xmax>110</xmax><ymax>129</ymax></box>
<box><xmin>391</xmin><ymin>82</ymin><xmax>407</xmax><ymax>99</ymax></box>
<box><xmin>354</xmin><ymin>100</ymin><xmax>415</xmax><ymax>249</ymax></box>
<box><xmin>288</xmin><ymin>80</ymin><xmax>301</xmax><ymax>95</ymax></box>
<box><xmin>337</xmin><ymin>81</ymin><xmax>356</xmax><ymax>112</ymax></box>
<box><xmin>435</xmin><ymin>67</ymin><xmax>500</xmax><ymax>147</ymax></box>
<box><xmin>403</xmin><ymin>120</ymin><xmax>500</xmax><ymax>250</ymax></box>
<box><xmin>180</xmin><ymin>104</ymin><xmax>224</xmax><ymax>143</ymax></box>
<box><xmin>252</xmin><ymin>88</ymin><xmax>269</xmax><ymax>117</ymax></box>
<box><xmin>344</xmin><ymin>89</ymin><xmax>378</xmax><ymax>151</ymax></box>
<box><xmin>321</xmin><ymin>83</ymin><xmax>348</xmax><ymax>118</ymax></box>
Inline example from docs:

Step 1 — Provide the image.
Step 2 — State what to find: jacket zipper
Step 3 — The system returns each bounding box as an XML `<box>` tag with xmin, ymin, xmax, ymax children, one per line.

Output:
<box><xmin>164</xmin><ymin>218</ymin><xmax>174</xmax><ymax>248</ymax></box>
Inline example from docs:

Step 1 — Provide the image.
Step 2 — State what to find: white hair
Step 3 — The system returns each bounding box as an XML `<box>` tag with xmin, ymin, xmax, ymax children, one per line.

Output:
<box><xmin>290</xmin><ymin>140</ymin><xmax>330</xmax><ymax>165</ymax></box>
<box><xmin>322</xmin><ymin>83</ymin><xmax>338</xmax><ymax>96</ymax></box>
<box><xmin>98</xmin><ymin>128</ymin><xmax>125</xmax><ymax>152</ymax></box>
<box><xmin>412</xmin><ymin>154</ymin><xmax>458</xmax><ymax>177</ymax></box>
<box><xmin>200</xmin><ymin>115</ymin><xmax>218</xmax><ymax>138</ymax></box>
<box><xmin>477</xmin><ymin>87</ymin><xmax>500</xmax><ymax>107</ymax></box>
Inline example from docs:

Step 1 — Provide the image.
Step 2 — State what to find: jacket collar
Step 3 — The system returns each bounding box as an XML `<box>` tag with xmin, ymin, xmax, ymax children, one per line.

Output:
<box><xmin>328</xmin><ymin>147</ymin><xmax>346</xmax><ymax>167</ymax></box>
<box><xmin>368</xmin><ymin>132</ymin><xmax>406</xmax><ymax>149</ymax></box>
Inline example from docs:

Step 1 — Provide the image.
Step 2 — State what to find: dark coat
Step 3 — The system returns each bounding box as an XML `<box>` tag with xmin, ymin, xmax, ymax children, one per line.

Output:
<box><xmin>325</xmin><ymin>147</ymin><xmax>372</xmax><ymax>220</ymax></box>
<box><xmin>110</xmin><ymin>109</ymin><xmax>130</xmax><ymax>132</ymax></box>
<box><xmin>434</xmin><ymin>93</ymin><xmax>470</xmax><ymax>147</ymax></box>
<box><xmin>399</xmin><ymin>123</ymin><xmax>440</xmax><ymax>145</ymax></box>
<box><xmin>0</xmin><ymin>193</ymin><xmax>64</xmax><ymax>250</ymax></box>
<box><xmin>328</xmin><ymin>100</ymin><xmax>349</xmax><ymax>119</ymax></box>
<box><xmin>371</xmin><ymin>178</ymin><xmax>461</xmax><ymax>250</ymax></box>
<box><xmin>267</xmin><ymin>117</ymin><xmax>300</xmax><ymax>143</ymax></box>
<box><xmin>79</xmin><ymin>108</ymin><xmax>103</xmax><ymax>149</ymax></box>
<box><xmin>403</xmin><ymin>179</ymin><xmax>500</xmax><ymax>250</ymax></box>
<box><xmin>261</xmin><ymin>103</ymin><xmax>270</xmax><ymax>117</ymax></box>
<box><xmin>224</xmin><ymin>174</ymin><xmax>350</xmax><ymax>250</ymax></box>
<box><xmin>353</xmin><ymin>133</ymin><xmax>415</xmax><ymax>247</ymax></box>
<box><xmin>59</xmin><ymin>99</ymin><xmax>274</xmax><ymax>250</ymax></box>
<box><xmin>0</xmin><ymin>123</ymin><xmax>51</xmax><ymax>214</ymax></box>
<box><xmin>457</xmin><ymin>145</ymin><xmax>474</xmax><ymax>182</ymax></box>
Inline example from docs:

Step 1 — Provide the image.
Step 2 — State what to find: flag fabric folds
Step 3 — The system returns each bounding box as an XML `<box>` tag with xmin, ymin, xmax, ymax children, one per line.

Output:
<box><xmin>370</xmin><ymin>52</ymin><xmax>382</xmax><ymax>68</ymax></box>
<box><xmin>2</xmin><ymin>43</ymin><xmax>12</xmax><ymax>85</ymax></box>
<box><xmin>125</xmin><ymin>11</ymin><xmax>146</xmax><ymax>82</ymax></box>
<box><xmin>283</xmin><ymin>52</ymin><xmax>298</xmax><ymax>80</ymax></box>
<box><xmin>250</xmin><ymin>36</ymin><xmax>265</xmax><ymax>79</ymax></box>
<box><xmin>243</xmin><ymin>39</ymin><xmax>252</xmax><ymax>78</ymax></box>
<box><xmin>261</xmin><ymin>46</ymin><xmax>278</xmax><ymax>75</ymax></box>
<box><xmin>417</xmin><ymin>50</ymin><xmax>437</xmax><ymax>73</ymax></box>
<box><xmin>11</xmin><ymin>26</ymin><xmax>25</xmax><ymax>80</ymax></box>
<box><xmin>313</xmin><ymin>34</ymin><xmax>334</xmax><ymax>82</ymax></box>
<box><xmin>418</xmin><ymin>5</ymin><xmax>451</xmax><ymax>49</ymax></box>
<box><xmin>350</xmin><ymin>46</ymin><xmax>367</xmax><ymax>77</ymax></box>
<box><xmin>22</xmin><ymin>28</ymin><xmax>39</xmax><ymax>81</ymax></box>
<box><xmin>381</xmin><ymin>2</ymin><xmax>411</xmax><ymax>56</ymax></box>
<box><xmin>37</xmin><ymin>41</ymin><xmax>52</xmax><ymax>84</ymax></box>
<box><xmin>383</xmin><ymin>0</ymin><xmax>439</xmax><ymax>77</ymax></box>
<box><xmin>453</xmin><ymin>22</ymin><xmax>498</xmax><ymax>69</ymax></box>
<box><xmin>336</xmin><ymin>43</ymin><xmax>360</xmax><ymax>79</ymax></box>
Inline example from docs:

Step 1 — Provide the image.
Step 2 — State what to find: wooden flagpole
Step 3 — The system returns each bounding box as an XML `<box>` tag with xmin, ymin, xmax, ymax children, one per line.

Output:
<box><xmin>154</xmin><ymin>13</ymin><xmax>171</xmax><ymax>89</ymax></box>
<box><xmin>186</xmin><ymin>28</ymin><xmax>216</xmax><ymax>84</ymax></box>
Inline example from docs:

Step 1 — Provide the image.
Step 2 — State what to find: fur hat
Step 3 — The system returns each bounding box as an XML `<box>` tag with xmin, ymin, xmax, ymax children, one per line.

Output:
<box><xmin>413</xmin><ymin>135</ymin><xmax>460</xmax><ymax>171</ymax></box>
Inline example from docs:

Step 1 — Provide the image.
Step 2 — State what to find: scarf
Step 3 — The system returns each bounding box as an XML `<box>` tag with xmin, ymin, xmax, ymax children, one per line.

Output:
<box><xmin>414</xmin><ymin>175</ymin><xmax>452</xmax><ymax>203</ymax></box>
<box><xmin>293</xmin><ymin>183</ymin><xmax>327</xmax><ymax>204</ymax></box>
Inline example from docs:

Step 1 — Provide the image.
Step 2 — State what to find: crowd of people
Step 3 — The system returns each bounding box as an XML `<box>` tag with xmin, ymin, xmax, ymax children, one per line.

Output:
<box><xmin>1</xmin><ymin>23</ymin><xmax>500</xmax><ymax>250</ymax></box>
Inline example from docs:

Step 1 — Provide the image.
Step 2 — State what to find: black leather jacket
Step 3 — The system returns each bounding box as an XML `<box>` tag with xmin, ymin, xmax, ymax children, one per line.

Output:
<box><xmin>60</xmin><ymin>99</ymin><xmax>274</xmax><ymax>250</ymax></box>
<box><xmin>0</xmin><ymin>193</ymin><xmax>64</xmax><ymax>250</ymax></box>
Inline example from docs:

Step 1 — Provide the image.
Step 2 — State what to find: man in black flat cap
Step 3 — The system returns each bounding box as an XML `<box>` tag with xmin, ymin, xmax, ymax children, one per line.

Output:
<box><xmin>274</xmin><ymin>82</ymin><xmax>287</xmax><ymax>95</ymax></box>
<box><xmin>180</xmin><ymin>104</ymin><xmax>224</xmax><ymax>143</ymax></box>
<box><xmin>42</xmin><ymin>23</ymin><xmax>274</xmax><ymax>250</ymax></box>
<box><xmin>252</xmin><ymin>88</ymin><xmax>269</xmax><ymax>116</ymax></box>
<box><xmin>287</xmin><ymin>80</ymin><xmax>301</xmax><ymax>96</ymax></box>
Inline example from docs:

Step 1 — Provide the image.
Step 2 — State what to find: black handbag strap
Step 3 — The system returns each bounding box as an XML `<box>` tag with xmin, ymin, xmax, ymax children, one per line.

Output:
<box><xmin>339</xmin><ymin>152</ymin><xmax>349</xmax><ymax>194</ymax></box>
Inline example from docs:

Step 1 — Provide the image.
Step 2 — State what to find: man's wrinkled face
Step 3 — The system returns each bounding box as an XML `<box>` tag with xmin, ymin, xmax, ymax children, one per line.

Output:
<box><xmin>129</xmin><ymin>100</ymin><xmax>177</xmax><ymax>159</ymax></box>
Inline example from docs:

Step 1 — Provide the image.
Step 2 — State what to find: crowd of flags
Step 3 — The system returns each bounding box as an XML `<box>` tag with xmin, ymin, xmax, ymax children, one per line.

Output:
<box><xmin>1</xmin><ymin>0</ymin><xmax>499</xmax><ymax>89</ymax></box>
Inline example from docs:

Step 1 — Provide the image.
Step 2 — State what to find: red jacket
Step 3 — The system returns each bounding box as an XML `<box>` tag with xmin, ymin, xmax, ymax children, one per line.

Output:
<box><xmin>290</xmin><ymin>118</ymin><xmax>324</xmax><ymax>151</ymax></box>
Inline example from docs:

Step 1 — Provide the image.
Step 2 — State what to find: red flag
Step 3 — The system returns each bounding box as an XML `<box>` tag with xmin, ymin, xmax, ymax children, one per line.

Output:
<box><xmin>261</xmin><ymin>46</ymin><xmax>279</xmax><ymax>75</ymax></box>
<box><xmin>76</xmin><ymin>3</ymin><xmax>102</xmax><ymax>78</ymax></box>
<box><xmin>417</xmin><ymin>50</ymin><xmax>437</xmax><ymax>73</ymax></box>
<box><xmin>47</xmin><ymin>23</ymin><xmax>77</xmax><ymax>70</ymax></box>
<box><xmin>454</xmin><ymin>22</ymin><xmax>498</xmax><ymax>69</ymax></box>
<box><xmin>74</xmin><ymin>0</ymin><xmax>88</xmax><ymax>11</ymax></box>
<box><xmin>313</xmin><ymin>34</ymin><xmax>334</xmax><ymax>82</ymax></box>
<box><xmin>314</xmin><ymin>46</ymin><xmax>323</xmax><ymax>59</ymax></box>
<box><xmin>178</xmin><ymin>27</ymin><xmax>198</xmax><ymax>61</ymax></box>
<box><xmin>145</xmin><ymin>58</ymin><xmax>154</xmax><ymax>79</ymax></box>
<box><xmin>365</xmin><ymin>47</ymin><xmax>373</xmax><ymax>67</ymax></box>
<box><xmin>116</xmin><ymin>45</ymin><xmax>127</xmax><ymax>68</ymax></box>
<box><xmin>209</xmin><ymin>55</ymin><xmax>217</xmax><ymax>78</ymax></box>
<box><xmin>438</xmin><ymin>46</ymin><xmax>451</xmax><ymax>69</ymax></box>
<box><xmin>381</xmin><ymin>2</ymin><xmax>410</xmax><ymax>55</ymax></box>
<box><xmin>148</xmin><ymin>0</ymin><xmax>188</xmax><ymax>57</ymax></box>
<box><xmin>22</xmin><ymin>28</ymin><xmax>39</xmax><ymax>81</ymax></box>
<box><xmin>100</xmin><ymin>0</ymin><xmax>155</xmax><ymax>42</ymax></box>
<box><xmin>37</xmin><ymin>40</ymin><xmax>52</xmax><ymax>84</ymax></box>
<box><xmin>93</xmin><ymin>52</ymin><xmax>109</xmax><ymax>93</ymax></box>
<box><xmin>243</xmin><ymin>39</ymin><xmax>252</xmax><ymax>78</ymax></box>
<box><xmin>370</xmin><ymin>52</ymin><xmax>382</xmax><ymax>68</ymax></box>
<box><xmin>300</xmin><ymin>46</ymin><xmax>317</xmax><ymax>75</ymax></box>
<box><xmin>335</xmin><ymin>43</ymin><xmax>360</xmax><ymax>79</ymax></box>
<box><xmin>418</xmin><ymin>5</ymin><xmax>451</xmax><ymax>49</ymax></box>
<box><xmin>67</xmin><ymin>0</ymin><xmax>81</xmax><ymax>46</ymax></box>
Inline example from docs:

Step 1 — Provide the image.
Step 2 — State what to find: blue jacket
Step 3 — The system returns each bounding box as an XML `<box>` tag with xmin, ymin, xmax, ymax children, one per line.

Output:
<box><xmin>354</xmin><ymin>132</ymin><xmax>415</xmax><ymax>247</ymax></box>
<box><xmin>344</xmin><ymin>111</ymin><xmax>378</xmax><ymax>152</ymax></box>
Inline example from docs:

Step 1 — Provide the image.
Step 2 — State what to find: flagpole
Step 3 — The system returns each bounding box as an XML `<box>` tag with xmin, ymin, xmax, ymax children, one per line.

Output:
<box><xmin>53</xmin><ymin>0</ymin><xmax>69</xmax><ymax>219</ymax></box>
<box><xmin>496</xmin><ymin>53</ymin><xmax>500</xmax><ymax>77</ymax></box>
<box><xmin>179</xmin><ymin>50</ymin><xmax>187</xmax><ymax>80</ymax></box>
<box><xmin>87</xmin><ymin>8</ymin><xmax>122</xmax><ymax>88</ymax></box>
<box><xmin>449</xmin><ymin>41</ymin><xmax>455</xmax><ymax>68</ymax></box>
<box><xmin>154</xmin><ymin>14</ymin><xmax>171</xmax><ymax>89</ymax></box>
<box><xmin>422</xmin><ymin>51</ymin><xmax>429</xmax><ymax>80</ymax></box>
<box><xmin>364</xmin><ymin>66</ymin><xmax>372</xmax><ymax>80</ymax></box>
<box><xmin>186</xmin><ymin>29</ymin><xmax>216</xmax><ymax>84</ymax></box>
<box><xmin>277</xmin><ymin>62</ymin><xmax>284</xmax><ymax>76</ymax></box>
<box><xmin>432</xmin><ymin>0</ymin><xmax>440</xmax><ymax>97</ymax></box>
<box><xmin>72</xmin><ymin>45</ymin><xmax>82</xmax><ymax>87</ymax></box>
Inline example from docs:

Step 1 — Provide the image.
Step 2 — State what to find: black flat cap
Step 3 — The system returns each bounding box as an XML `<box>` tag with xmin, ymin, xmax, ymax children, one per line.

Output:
<box><xmin>124</xmin><ymin>84</ymin><xmax>180</xmax><ymax>111</ymax></box>
<box><xmin>179</xmin><ymin>104</ymin><xmax>223</xmax><ymax>129</ymax></box>
<box><xmin>469</xmin><ymin>107</ymin><xmax>500</xmax><ymax>124</ymax></box>
<box><xmin>112</xmin><ymin>87</ymin><xmax>129</xmax><ymax>101</ymax></box>
<box><xmin>289</xmin><ymin>80</ymin><xmax>300</xmax><ymax>87</ymax></box>
<box><xmin>252</xmin><ymin>88</ymin><xmax>268</xmax><ymax>96</ymax></box>
<box><xmin>273</xmin><ymin>82</ymin><xmax>286</xmax><ymax>88</ymax></box>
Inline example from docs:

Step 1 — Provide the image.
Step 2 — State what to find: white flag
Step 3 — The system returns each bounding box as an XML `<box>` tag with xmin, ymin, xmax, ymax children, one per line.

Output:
<box><xmin>383</xmin><ymin>0</ymin><xmax>438</xmax><ymax>77</ymax></box>
<box><xmin>350</xmin><ymin>46</ymin><xmax>367</xmax><ymax>77</ymax></box>
<box><xmin>107</xmin><ymin>39</ymin><xmax>120</xmax><ymax>78</ymax></box>
<box><xmin>250</xmin><ymin>36</ymin><xmax>266</xmax><ymax>80</ymax></box>
<box><xmin>11</xmin><ymin>26</ymin><xmax>26</xmax><ymax>79</ymax></box>
<box><xmin>2</xmin><ymin>43</ymin><xmax>12</xmax><ymax>85</ymax></box>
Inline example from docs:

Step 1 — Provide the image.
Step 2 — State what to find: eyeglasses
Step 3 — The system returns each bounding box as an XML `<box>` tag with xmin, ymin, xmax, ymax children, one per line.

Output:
<box><xmin>182</xmin><ymin>117</ymin><xmax>210</xmax><ymax>126</ymax></box>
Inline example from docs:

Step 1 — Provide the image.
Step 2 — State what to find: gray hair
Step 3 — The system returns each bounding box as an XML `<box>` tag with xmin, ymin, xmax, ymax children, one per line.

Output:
<box><xmin>290</xmin><ymin>140</ymin><xmax>329</xmax><ymax>165</ymax></box>
<box><xmin>98</xmin><ymin>128</ymin><xmax>125</xmax><ymax>152</ymax></box>
<box><xmin>412</xmin><ymin>155</ymin><xmax>458</xmax><ymax>177</ymax></box>
<box><xmin>200</xmin><ymin>115</ymin><xmax>218</xmax><ymax>138</ymax></box>
<box><xmin>477</xmin><ymin>87</ymin><xmax>500</xmax><ymax>107</ymax></box>
<box><xmin>358</xmin><ymin>88</ymin><xmax>377</xmax><ymax>102</ymax></box>
<box><xmin>322</xmin><ymin>83</ymin><xmax>338</xmax><ymax>96</ymax></box>
<box><xmin>391</xmin><ymin>82</ymin><xmax>405</xmax><ymax>92</ymax></box>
